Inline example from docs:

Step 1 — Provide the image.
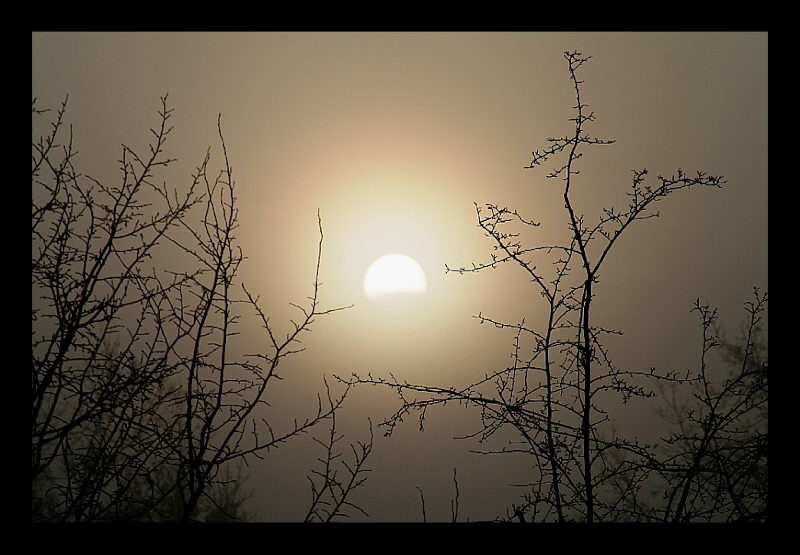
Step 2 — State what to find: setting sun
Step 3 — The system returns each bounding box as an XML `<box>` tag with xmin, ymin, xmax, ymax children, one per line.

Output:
<box><xmin>33</xmin><ymin>32</ymin><xmax>767</xmax><ymax>524</ymax></box>
<box><xmin>363</xmin><ymin>254</ymin><xmax>427</xmax><ymax>299</ymax></box>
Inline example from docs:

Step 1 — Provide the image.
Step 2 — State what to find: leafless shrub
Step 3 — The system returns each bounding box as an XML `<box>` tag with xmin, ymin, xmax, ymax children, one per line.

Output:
<box><xmin>338</xmin><ymin>52</ymin><xmax>763</xmax><ymax>523</ymax></box>
<box><xmin>32</xmin><ymin>95</ymin><xmax>367</xmax><ymax>522</ymax></box>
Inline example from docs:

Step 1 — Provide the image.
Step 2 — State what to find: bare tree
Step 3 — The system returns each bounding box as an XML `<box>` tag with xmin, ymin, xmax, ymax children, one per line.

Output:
<box><xmin>338</xmin><ymin>51</ymin><xmax>747</xmax><ymax>523</ymax></box>
<box><xmin>648</xmin><ymin>288</ymin><xmax>768</xmax><ymax>522</ymax></box>
<box><xmin>32</xmin><ymin>95</ymin><xmax>368</xmax><ymax>522</ymax></box>
<box><xmin>32</xmin><ymin>94</ymin><xmax>201</xmax><ymax>521</ymax></box>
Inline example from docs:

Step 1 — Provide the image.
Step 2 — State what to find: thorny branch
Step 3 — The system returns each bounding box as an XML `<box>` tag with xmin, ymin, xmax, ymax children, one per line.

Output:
<box><xmin>32</xmin><ymin>95</ymin><xmax>361</xmax><ymax>522</ymax></box>
<box><xmin>304</xmin><ymin>379</ymin><xmax>373</xmax><ymax>522</ymax></box>
<box><xmin>341</xmin><ymin>51</ymin><xmax>747</xmax><ymax>523</ymax></box>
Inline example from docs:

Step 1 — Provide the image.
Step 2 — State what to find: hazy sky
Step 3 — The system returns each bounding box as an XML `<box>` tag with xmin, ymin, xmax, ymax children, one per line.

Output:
<box><xmin>32</xmin><ymin>32</ymin><xmax>767</xmax><ymax>521</ymax></box>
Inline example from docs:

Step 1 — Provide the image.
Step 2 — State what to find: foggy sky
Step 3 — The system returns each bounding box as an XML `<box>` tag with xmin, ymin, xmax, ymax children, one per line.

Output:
<box><xmin>32</xmin><ymin>32</ymin><xmax>767</xmax><ymax>521</ymax></box>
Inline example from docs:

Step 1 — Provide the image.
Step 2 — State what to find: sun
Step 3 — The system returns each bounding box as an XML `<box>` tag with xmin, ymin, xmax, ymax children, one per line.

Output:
<box><xmin>363</xmin><ymin>254</ymin><xmax>427</xmax><ymax>299</ymax></box>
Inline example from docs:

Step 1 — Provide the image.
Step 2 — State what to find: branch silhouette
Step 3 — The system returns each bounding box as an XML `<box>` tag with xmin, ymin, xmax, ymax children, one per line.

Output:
<box><xmin>339</xmin><ymin>51</ymin><xmax>763</xmax><ymax>523</ymax></box>
<box><xmin>32</xmin><ymin>95</ymin><xmax>363</xmax><ymax>522</ymax></box>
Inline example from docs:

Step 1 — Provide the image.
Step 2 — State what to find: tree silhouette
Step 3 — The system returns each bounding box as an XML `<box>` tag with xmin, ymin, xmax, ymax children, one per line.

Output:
<box><xmin>32</xmin><ymin>95</ymin><xmax>370</xmax><ymax>522</ymax></box>
<box><xmin>648</xmin><ymin>289</ymin><xmax>768</xmax><ymax>522</ymax></box>
<box><xmin>339</xmin><ymin>51</ymin><xmax>765</xmax><ymax>522</ymax></box>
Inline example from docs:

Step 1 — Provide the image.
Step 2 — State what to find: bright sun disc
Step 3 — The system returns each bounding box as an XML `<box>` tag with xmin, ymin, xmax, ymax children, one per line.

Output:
<box><xmin>363</xmin><ymin>254</ymin><xmax>427</xmax><ymax>299</ymax></box>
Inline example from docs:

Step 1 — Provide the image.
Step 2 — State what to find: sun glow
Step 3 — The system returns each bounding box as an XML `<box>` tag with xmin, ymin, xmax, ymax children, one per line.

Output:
<box><xmin>363</xmin><ymin>254</ymin><xmax>427</xmax><ymax>299</ymax></box>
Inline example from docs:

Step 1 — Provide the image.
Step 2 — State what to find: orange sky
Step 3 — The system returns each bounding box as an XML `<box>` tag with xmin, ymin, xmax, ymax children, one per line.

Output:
<box><xmin>32</xmin><ymin>32</ymin><xmax>767</xmax><ymax>521</ymax></box>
